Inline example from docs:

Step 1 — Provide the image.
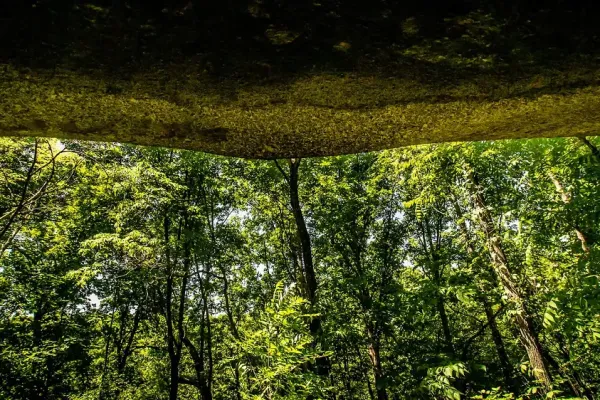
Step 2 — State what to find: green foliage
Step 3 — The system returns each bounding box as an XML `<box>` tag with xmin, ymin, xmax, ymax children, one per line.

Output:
<box><xmin>420</xmin><ymin>361</ymin><xmax>467</xmax><ymax>400</ymax></box>
<box><xmin>1</xmin><ymin>136</ymin><xmax>599</xmax><ymax>399</ymax></box>
<box><xmin>236</xmin><ymin>282</ymin><xmax>329</xmax><ymax>400</ymax></box>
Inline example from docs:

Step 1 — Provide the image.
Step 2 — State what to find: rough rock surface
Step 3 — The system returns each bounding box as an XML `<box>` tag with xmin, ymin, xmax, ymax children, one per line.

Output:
<box><xmin>2</xmin><ymin>64</ymin><xmax>599</xmax><ymax>158</ymax></box>
<box><xmin>2</xmin><ymin>1</ymin><xmax>600</xmax><ymax>158</ymax></box>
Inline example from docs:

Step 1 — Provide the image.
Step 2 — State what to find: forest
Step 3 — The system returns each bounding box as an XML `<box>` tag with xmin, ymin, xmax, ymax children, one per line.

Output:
<box><xmin>2</xmin><ymin>0</ymin><xmax>600</xmax><ymax>398</ymax></box>
<box><xmin>1</xmin><ymin>136</ymin><xmax>599</xmax><ymax>399</ymax></box>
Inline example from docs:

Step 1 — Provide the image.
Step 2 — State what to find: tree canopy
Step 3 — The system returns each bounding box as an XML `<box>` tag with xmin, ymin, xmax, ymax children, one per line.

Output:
<box><xmin>1</xmin><ymin>135</ymin><xmax>599</xmax><ymax>399</ymax></box>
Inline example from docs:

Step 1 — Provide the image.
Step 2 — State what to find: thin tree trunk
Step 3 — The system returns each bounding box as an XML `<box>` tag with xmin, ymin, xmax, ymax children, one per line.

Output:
<box><xmin>232</xmin><ymin>348</ymin><xmax>242</xmax><ymax>400</ymax></box>
<box><xmin>113</xmin><ymin>304</ymin><xmax>143</xmax><ymax>399</ymax></box>
<box><xmin>221</xmin><ymin>271</ymin><xmax>240</xmax><ymax>340</ymax></box>
<box><xmin>579</xmin><ymin>136</ymin><xmax>600</xmax><ymax>164</ymax></box>
<box><xmin>221</xmin><ymin>272</ymin><xmax>242</xmax><ymax>400</ymax></box>
<box><xmin>0</xmin><ymin>139</ymin><xmax>38</xmax><ymax>243</ymax></box>
<box><xmin>366</xmin><ymin>374</ymin><xmax>375</xmax><ymax>400</ymax></box>
<box><xmin>287</xmin><ymin>159</ymin><xmax>318</xmax><ymax>304</ymax></box>
<box><xmin>117</xmin><ymin>304</ymin><xmax>142</xmax><ymax>373</ymax></box>
<box><xmin>164</xmin><ymin>215</ymin><xmax>182</xmax><ymax>400</ymax></box>
<box><xmin>453</xmin><ymin>199</ymin><xmax>515</xmax><ymax>389</ymax></box>
<box><xmin>190</xmin><ymin>253</ymin><xmax>213</xmax><ymax>400</ymax></box>
<box><xmin>176</xmin><ymin>242</ymin><xmax>191</xmax><ymax>393</ymax></box>
<box><xmin>343</xmin><ymin>355</ymin><xmax>352</xmax><ymax>399</ymax></box>
<box><xmin>345</xmin><ymin>209</ymin><xmax>389</xmax><ymax>400</ymax></box>
<box><xmin>204</xmin><ymin>292</ymin><xmax>214</xmax><ymax>400</ymax></box>
<box><xmin>548</xmin><ymin>172</ymin><xmax>591</xmax><ymax>253</ymax></box>
<box><xmin>196</xmin><ymin>256</ymin><xmax>214</xmax><ymax>400</ymax></box>
<box><xmin>542</xmin><ymin>349</ymin><xmax>588</xmax><ymax>398</ymax></box>
<box><xmin>421</xmin><ymin>218</ymin><xmax>453</xmax><ymax>354</ymax></box>
<box><xmin>481</xmin><ymin>296</ymin><xmax>514</xmax><ymax>389</ymax></box>
<box><xmin>182</xmin><ymin>335</ymin><xmax>213</xmax><ymax>400</ymax></box>
<box><xmin>469</xmin><ymin>171</ymin><xmax>552</xmax><ymax>390</ymax></box>
<box><xmin>546</xmin><ymin>333</ymin><xmax>595</xmax><ymax>399</ymax></box>
<box><xmin>99</xmin><ymin>291</ymin><xmax>118</xmax><ymax>400</ymax></box>
<box><xmin>436</xmin><ymin>292</ymin><xmax>453</xmax><ymax>354</ymax></box>
<box><xmin>366</xmin><ymin>325</ymin><xmax>388</xmax><ymax>400</ymax></box>
<box><xmin>276</xmin><ymin>159</ymin><xmax>330</xmax><ymax>377</ymax></box>
<box><xmin>179</xmin><ymin>276</ymin><xmax>213</xmax><ymax>399</ymax></box>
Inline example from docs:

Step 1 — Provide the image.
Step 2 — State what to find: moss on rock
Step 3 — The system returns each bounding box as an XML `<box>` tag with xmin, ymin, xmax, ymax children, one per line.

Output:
<box><xmin>1</xmin><ymin>64</ymin><xmax>599</xmax><ymax>158</ymax></box>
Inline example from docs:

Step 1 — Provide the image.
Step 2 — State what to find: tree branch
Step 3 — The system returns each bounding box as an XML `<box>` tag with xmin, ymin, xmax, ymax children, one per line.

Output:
<box><xmin>273</xmin><ymin>159</ymin><xmax>290</xmax><ymax>185</ymax></box>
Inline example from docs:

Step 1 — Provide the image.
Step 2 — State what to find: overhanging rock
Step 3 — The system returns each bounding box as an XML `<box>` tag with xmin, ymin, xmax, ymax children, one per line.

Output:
<box><xmin>2</xmin><ymin>64</ymin><xmax>599</xmax><ymax>159</ymax></box>
<box><xmin>3</xmin><ymin>1</ymin><xmax>600</xmax><ymax>158</ymax></box>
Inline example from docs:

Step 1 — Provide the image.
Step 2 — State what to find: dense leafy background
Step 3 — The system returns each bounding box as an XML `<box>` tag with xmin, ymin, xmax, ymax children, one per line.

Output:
<box><xmin>0</xmin><ymin>136</ymin><xmax>599</xmax><ymax>399</ymax></box>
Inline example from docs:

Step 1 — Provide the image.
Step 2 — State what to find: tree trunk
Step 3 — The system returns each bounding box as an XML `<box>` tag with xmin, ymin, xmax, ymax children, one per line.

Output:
<box><xmin>367</xmin><ymin>345</ymin><xmax>387</xmax><ymax>400</ymax></box>
<box><xmin>221</xmin><ymin>273</ymin><xmax>242</xmax><ymax>400</ymax></box>
<box><xmin>287</xmin><ymin>159</ymin><xmax>318</xmax><ymax>304</ymax></box>
<box><xmin>421</xmin><ymin>218</ymin><xmax>453</xmax><ymax>354</ymax></box>
<box><xmin>453</xmin><ymin>199</ymin><xmax>514</xmax><ymax>388</ymax></box>
<box><xmin>279</xmin><ymin>159</ymin><xmax>330</xmax><ymax>377</ymax></box>
<box><xmin>203</xmin><ymin>294</ymin><xmax>214</xmax><ymax>400</ymax></box>
<box><xmin>436</xmin><ymin>293</ymin><xmax>453</xmax><ymax>354</ymax></box>
<box><xmin>117</xmin><ymin>304</ymin><xmax>142</xmax><ymax>373</ymax></box>
<box><xmin>343</xmin><ymin>356</ymin><xmax>352</xmax><ymax>398</ymax></box>
<box><xmin>164</xmin><ymin>215</ymin><xmax>184</xmax><ymax>400</ymax></box>
<box><xmin>548</xmin><ymin>172</ymin><xmax>591</xmax><ymax>253</ymax></box>
<box><xmin>98</xmin><ymin>300</ymin><xmax>116</xmax><ymax>400</ymax></box>
<box><xmin>544</xmin><ymin>351</ymin><xmax>594</xmax><ymax>400</ymax></box>
<box><xmin>482</xmin><ymin>296</ymin><xmax>515</xmax><ymax>390</ymax></box>
<box><xmin>367</xmin><ymin>324</ymin><xmax>388</xmax><ymax>400</ymax></box>
<box><xmin>579</xmin><ymin>136</ymin><xmax>600</xmax><ymax>164</ymax></box>
<box><xmin>232</xmin><ymin>348</ymin><xmax>242</xmax><ymax>400</ymax></box>
<box><xmin>0</xmin><ymin>139</ymin><xmax>38</xmax><ymax>244</ymax></box>
<box><xmin>469</xmin><ymin>171</ymin><xmax>552</xmax><ymax>390</ymax></box>
<box><xmin>182</xmin><ymin>335</ymin><xmax>213</xmax><ymax>400</ymax></box>
<box><xmin>366</xmin><ymin>373</ymin><xmax>375</xmax><ymax>400</ymax></box>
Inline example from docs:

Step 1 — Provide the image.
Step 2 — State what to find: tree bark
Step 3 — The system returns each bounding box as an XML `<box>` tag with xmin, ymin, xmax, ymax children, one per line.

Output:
<box><xmin>221</xmin><ymin>270</ymin><xmax>240</xmax><ymax>340</ymax></box>
<box><xmin>182</xmin><ymin>335</ymin><xmax>213</xmax><ymax>400</ymax></box>
<box><xmin>343</xmin><ymin>355</ymin><xmax>352</xmax><ymax>398</ymax></box>
<box><xmin>220</xmin><ymin>271</ymin><xmax>242</xmax><ymax>400</ymax></box>
<box><xmin>278</xmin><ymin>159</ymin><xmax>330</xmax><ymax>378</ymax></box>
<box><xmin>542</xmin><ymin>347</ymin><xmax>591</xmax><ymax>399</ymax></box>
<box><xmin>481</xmin><ymin>297</ymin><xmax>514</xmax><ymax>389</ymax></box>
<box><xmin>420</xmin><ymin>217</ymin><xmax>453</xmax><ymax>354</ymax></box>
<box><xmin>453</xmin><ymin>199</ymin><xmax>515</xmax><ymax>389</ymax></box>
<box><xmin>469</xmin><ymin>171</ymin><xmax>552</xmax><ymax>390</ymax></box>
<box><xmin>287</xmin><ymin>159</ymin><xmax>318</xmax><ymax>305</ymax></box>
<box><xmin>0</xmin><ymin>139</ymin><xmax>38</xmax><ymax>244</ymax></box>
<box><xmin>579</xmin><ymin>136</ymin><xmax>600</xmax><ymax>164</ymax></box>
<box><xmin>203</xmin><ymin>290</ymin><xmax>214</xmax><ymax>400</ymax></box>
<box><xmin>164</xmin><ymin>215</ymin><xmax>184</xmax><ymax>400</ymax></box>
<box><xmin>436</xmin><ymin>292</ymin><xmax>453</xmax><ymax>354</ymax></box>
<box><xmin>366</xmin><ymin>372</ymin><xmax>375</xmax><ymax>400</ymax></box>
<box><xmin>366</xmin><ymin>325</ymin><xmax>388</xmax><ymax>400</ymax></box>
<box><xmin>117</xmin><ymin>304</ymin><xmax>142</xmax><ymax>373</ymax></box>
<box><xmin>548</xmin><ymin>172</ymin><xmax>591</xmax><ymax>253</ymax></box>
